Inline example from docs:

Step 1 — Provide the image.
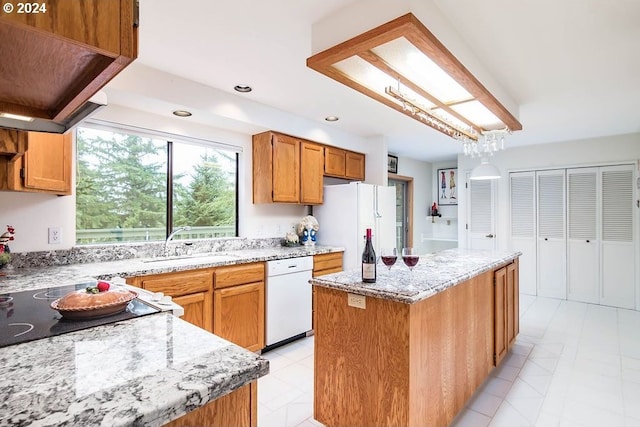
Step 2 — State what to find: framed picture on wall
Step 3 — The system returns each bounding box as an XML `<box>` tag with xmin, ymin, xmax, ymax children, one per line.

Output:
<box><xmin>437</xmin><ymin>168</ymin><xmax>458</xmax><ymax>206</ymax></box>
<box><xmin>388</xmin><ymin>154</ymin><xmax>398</xmax><ymax>174</ymax></box>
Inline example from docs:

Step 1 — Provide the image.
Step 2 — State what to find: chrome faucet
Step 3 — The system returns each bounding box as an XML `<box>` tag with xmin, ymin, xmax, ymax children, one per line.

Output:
<box><xmin>164</xmin><ymin>226</ymin><xmax>192</xmax><ymax>257</ymax></box>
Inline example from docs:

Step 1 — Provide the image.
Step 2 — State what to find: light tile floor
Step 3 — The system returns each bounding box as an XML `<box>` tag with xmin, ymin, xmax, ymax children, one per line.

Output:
<box><xmin>258</xmin><ymin>295</ymin><xmax>640</xmax><ymax>427</ymax></box>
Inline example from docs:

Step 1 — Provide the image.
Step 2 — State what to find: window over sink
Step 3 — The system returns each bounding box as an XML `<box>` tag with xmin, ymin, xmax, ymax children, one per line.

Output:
<box><xmin>75</xmin><ymin>124</ymin><xmax>238</xmax><ymax>244</ymax></box>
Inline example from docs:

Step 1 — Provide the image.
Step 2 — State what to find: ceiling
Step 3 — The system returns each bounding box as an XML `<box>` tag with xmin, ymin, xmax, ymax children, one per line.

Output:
<box><xmin>119</xmin><ymin>0</ymin><xmax>640</xmax><ymax>162</ymax></box>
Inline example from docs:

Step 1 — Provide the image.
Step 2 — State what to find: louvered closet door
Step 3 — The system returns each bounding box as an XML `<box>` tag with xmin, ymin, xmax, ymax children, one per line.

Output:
<box><xmin>600</xmin><ymin>165</ymin><xmax>635</xmax><ymax>309</ymax></box>
<box><xmin>567</xmin><ymin>168</ymin><xmax>599</xmax><ymax>304</ymax></box>
<box><xmin>536</xmin><ymin>170</ymin><xmax>567</xmax><ymax>299</ymax></box>
<box><xmin>468</xmin><ymin>177</ymin><xmax>496</xmax><ymax>250</ymax></box>
<box><xmin>510</xmin><ymin>172</ymin><xmax>536</xmax><ymax>295</ymax></box>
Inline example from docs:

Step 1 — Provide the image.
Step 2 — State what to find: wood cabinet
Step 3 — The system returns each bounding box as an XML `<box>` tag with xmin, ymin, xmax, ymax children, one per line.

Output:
<box><xmin>312</xmin><ymin>252</ymin><xmax>343</xmax><ymax>277</ymax></box>
<box><xmin>0</xmin><ymin>0</ymin><xmax>138</xmax><ymax>124</ymax></box>
<box><xmin>126</xmin><ymin>269</ymin><xmax>214</xmax><ymax>333</ymax></box>
<box><xmin>166</xmin><ymin>382</ymin><xmax>257</xmax><ymax>427</ymax></box>
<box><xmin>253</xmin><ymin>131</ymin><xmax>322</xmax><ymax>204</ymax></box>
<box><xmin>0</xmin><ymin>131</ymin><xmax>72</xmax><ymax>195</ymax></box>
<box><xmin>214</xmin><ymin>263</ymin><xmax>265</xmax><ymax>351</ymax></box>
<box><xmin>253</xmin><ymin>130</ymin><xmax>366</xmax><ymax>204</ymax></box>
<box><xmin>324</xmin><ymin>147</ymin><xmax>365</xmax><ymax>180</ymax></box>
<box><xmin>494</xmin><ymin>259</ymin><xmax>519</xmax><ymax>366</ymax></box>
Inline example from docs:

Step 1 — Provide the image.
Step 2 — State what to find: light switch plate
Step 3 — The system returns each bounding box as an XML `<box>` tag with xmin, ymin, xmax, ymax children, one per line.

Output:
<box><xmin>347</xmin><ymin>293</ymin><xmax>366</xmax><ymax>309</ymax></box>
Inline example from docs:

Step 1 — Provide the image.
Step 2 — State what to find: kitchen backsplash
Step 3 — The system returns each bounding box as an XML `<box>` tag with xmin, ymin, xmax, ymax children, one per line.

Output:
<box><xmin>9</xmin><ymin>237</ymin><xmax>283</xmax><ymax>268</ymax></box>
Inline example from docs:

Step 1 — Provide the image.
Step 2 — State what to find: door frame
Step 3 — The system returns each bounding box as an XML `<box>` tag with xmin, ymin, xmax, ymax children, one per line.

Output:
<box><xmin>388</xmin><ymin>173</ymin><xmax>414</xmax><ymax>248</ymax></box>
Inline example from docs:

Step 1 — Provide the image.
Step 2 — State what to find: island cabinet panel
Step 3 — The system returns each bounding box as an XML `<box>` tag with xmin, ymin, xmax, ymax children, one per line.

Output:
<box><xmin>126</xmin><ymin>269</ymin><xmax>214</xmax><ymax>333</ymax></box>
<box><xmin>165</xmin><ymin>381</ymin><xmax>257</xmax><ymax>427</ymax></box>
<box><xmin>214</xmin><ymin>263</ymin><xmax>265</xmax><ymax>351</ymax></box>
<box><xmin>495</xmin><ymin>259</ymin><xmax>520</xmax><ymax>365</ymax></box>
<box><xmin>314</xmin><ymin>270</ymin><xmax>495</xmax><ymax>427</ymax></box>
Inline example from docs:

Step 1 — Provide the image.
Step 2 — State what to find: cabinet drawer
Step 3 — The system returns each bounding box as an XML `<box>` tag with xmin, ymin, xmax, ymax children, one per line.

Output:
<box><xmin>313</xmin><ymin>252</ymin><xmax>343</xmax><ymax>275</ymax></box>
<box><xmin>139</xmin><ymin>270</ymin><xmax>213</xmax><ymax>296</ymax></box>
<box><xmin>215</xmin><ymin>263</ymin><xmax>265</xmax><ymax>289</ymax></box>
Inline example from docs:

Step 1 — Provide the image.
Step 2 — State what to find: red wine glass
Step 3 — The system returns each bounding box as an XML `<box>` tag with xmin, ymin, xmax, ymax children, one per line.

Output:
<box><xmin>380</xmin><ymin>248</ymin><xmax>397</xmax><ymax>270</ymax></box>
<box><xmin>402</xmin><ymin>248</ymin><xmax>419</xmax><ymax>279</ymax></box>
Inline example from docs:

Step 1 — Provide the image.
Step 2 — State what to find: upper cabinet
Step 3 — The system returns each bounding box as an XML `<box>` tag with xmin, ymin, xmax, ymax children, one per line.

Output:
<box><xmin>253</xmin><ymin>131</ymin><xmax>366</xmax><ymax>205</ymax></box>
<box><xmin>324</xmin><ymin>147</ymin><xmax>365</xmax><ymax>181</ymax></box>
<box><xmin>0</xmin><ymin>130</ymin><xmax>72</xmax><ymax>195</ymax></box>
<box><xmin>253</xmin><ymin>131</ymin><xmax>324</xmax><ymax>204</ymax></box>
<box><xmin>0</xmin><ymin>0</ymin><xmax>138</xmax><ymax>132</ymax></box>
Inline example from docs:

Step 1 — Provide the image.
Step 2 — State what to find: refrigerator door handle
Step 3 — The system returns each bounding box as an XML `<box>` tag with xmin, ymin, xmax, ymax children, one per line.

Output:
<box><xmin>374</xmin><ymin>185</ymin><xmax>382</xmax><ymax>218</ymax></box>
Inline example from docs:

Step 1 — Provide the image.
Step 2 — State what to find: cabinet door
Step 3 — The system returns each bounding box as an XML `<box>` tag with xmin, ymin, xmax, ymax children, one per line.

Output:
<box><xmin>1</xmin><ymin>0</ymin><xmax>128</xmax><ymax>56</ymax></box>
<box><xmin>214</xmin><ymin>282</ymin><xmax>265</xmax><ymax>351</ymax></box>
<box><xmin>506</xmin><ymin>261</ymin><xmax>519</xmax><ymax>347</ymax></box>
<box><xmin>345</xmin><ymin>151</ymin><xmax>365</xmax><ymax>180</ymax></box>
<box><xmin>138</xmin><ymin>269</ymin><xmax>214</xmax><ymax>332</ymax></box>
<box><xmin>22</xmin><ymin>132</ymin><xmax>72</xmax><ymax>194</ymax></box>
<box><xmin>313</xmin><ymin>252</ymin><xmax>343</xmax><ymax>277</ymax></box>
<box><xmin>494</xmin><ymin>266</ymin><xmax>507</xmax><ymax>366</ymax></box>
<box><xmin>300</xmin><ymin>141</ymin><xmax>324</xmax><ymax>204</ymax></box>
<box><xmin>324</xmin><ymin>147</ymin><xmax>345</xmax><ymax>177</ymax></box>
<box><xmin>272</xmin><ymin>134</ymin><xmax>300</xmax><ymax>203</ymax></box>
<box><xmin>173</xmin><ymin>292</ymin><xmax>209</xmax><ymax>332</ymax></box>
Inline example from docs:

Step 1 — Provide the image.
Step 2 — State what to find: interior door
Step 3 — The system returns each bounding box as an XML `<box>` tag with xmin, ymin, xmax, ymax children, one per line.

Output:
<box><xmin>567</xmin><ymin>167</ymin><xmax>599</xmax><ymax>303</ymax></box>
<box><xmin>468</xmin><ymin>176</ymin><xmax>497</xmax><ymax>250</ymax></box>
<box><xmin>510</xmin><ymin>172</ymin><xmax>536</xmax><ymax>295</ymax></box>
<box><xmin>536</xmin><ymin>169</ymin><xmax>567</xmax><ymax>299</ymax></box>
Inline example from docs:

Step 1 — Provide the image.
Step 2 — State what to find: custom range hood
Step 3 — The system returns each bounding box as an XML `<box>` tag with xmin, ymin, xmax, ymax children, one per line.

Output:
<box><xmin>0</xmin><ymin>91</ymin><xmax>107</xmax><ymax>134</ymax></box>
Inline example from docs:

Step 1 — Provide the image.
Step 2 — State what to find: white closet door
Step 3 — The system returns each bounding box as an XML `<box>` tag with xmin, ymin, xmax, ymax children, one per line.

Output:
<box><xmin>537</xmin><ymin>169</ymin><xmax>567</xmax><ymax>299</ymax></box>
<box><xmin>567</xmin><ymin>168</ymin><xmax>599</xmax><ymax>304</ymax></box>
<box><xmin>600</xmin><ymin>165</ymin><xmax>635</xmax><ymax>309</ymax></box>
<box><xmin>510</xmin><ymin>172</ymin><xmax>536</xmax><ymax>295</ymax></box>
<box><xmin>468</xmin><ymin>177</ymin><xmax>497</xmax><ymax>250</ymax></box>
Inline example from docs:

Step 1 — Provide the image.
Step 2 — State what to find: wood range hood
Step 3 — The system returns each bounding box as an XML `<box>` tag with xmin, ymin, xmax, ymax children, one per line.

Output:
<box><xmin>0</xmin><ymin>0</ymin><xmax>139</xmax><ymax>134</ymax></box>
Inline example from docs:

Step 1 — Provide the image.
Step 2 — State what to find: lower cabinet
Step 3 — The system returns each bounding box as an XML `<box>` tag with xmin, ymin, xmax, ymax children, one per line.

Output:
<box><xmin>214</xmin><ymin>263</ymin><xmax>265</xmax><ymax>352</ymax></box>
<box><xmin>214</xmin><ymin>283</ymin><xmax>265</xmax><ymax>352</ymax></box>
<box><xmin>165</xmin><ymin>382</ymin><xmax>257</xmax><ymax>427</ymax></box>
<box><xmin>126</xmin><ymin>269</ymin><xmax>214</xmax><ymax>333</ymax></box>
<box><xmin>494</xmin><ymin>259</ymin><xmax>519</xmax><ymax>365</ymax></box>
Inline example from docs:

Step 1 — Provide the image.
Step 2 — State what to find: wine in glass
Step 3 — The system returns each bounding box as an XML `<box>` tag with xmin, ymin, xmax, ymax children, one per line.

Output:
<box><xmin>402</xmin><ymin>248</ymin><xmax>419</xmax><ymax>279</ymax></box>
<box><xmin>380</xmin><ymin>248</ymin><xmax>397</xmax><ymax>270</ymax></box>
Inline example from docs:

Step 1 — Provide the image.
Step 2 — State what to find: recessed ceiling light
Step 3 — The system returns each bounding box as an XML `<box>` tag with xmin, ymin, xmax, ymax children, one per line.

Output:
<box><xmin>172</xmin><ymin>110</ymin><xmax>192</xmax><ymax>117</ymax></box>
<box><xmin>325</xmin><ymin>116</ymin><xmax>339</xmax><ymax>122</ymax></box>
<box><xmin>234</xmin><ymin>85</ymin><xmax>252</xmax><ymax>93</ymax></box>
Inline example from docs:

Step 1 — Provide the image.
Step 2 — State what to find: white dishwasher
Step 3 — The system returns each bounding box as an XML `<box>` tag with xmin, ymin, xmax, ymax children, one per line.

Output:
<box><xmin>265</xmin><ymin>256</ymin><xmax>314</xmax><ymax>350</ymax></box>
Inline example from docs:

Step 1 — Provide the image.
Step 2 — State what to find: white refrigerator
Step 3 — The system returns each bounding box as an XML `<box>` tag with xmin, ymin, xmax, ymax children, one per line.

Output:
<box><xmin>314</xmin><ymin>182</ymin><xmax>396</xmax><ymax>271</ymax></box>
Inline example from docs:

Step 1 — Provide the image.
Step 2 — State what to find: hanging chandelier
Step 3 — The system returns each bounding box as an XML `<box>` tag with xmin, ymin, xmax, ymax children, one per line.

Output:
<box><xmin>462</xmin><ymin>128</ymin><xmax>511</xmax><ymax>157</ymax></box>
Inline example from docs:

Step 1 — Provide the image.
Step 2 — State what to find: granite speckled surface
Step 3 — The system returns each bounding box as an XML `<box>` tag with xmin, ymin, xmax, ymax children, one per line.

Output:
<box><xmin>0</xmin><ymin>245</ymin><xmax>344</xmax><ymax>294</ymax></box>
<box><xmin>0</xmin><ymin>312</ymin><xmax>269</xmax><ymax>427</ymax></box>
<box><xmin>0</xmin><ymin>242</ymin><xmax>342</xmax><ymax>426</ymax></box>
<box><xmin>310</xmin><ymin>248</ymin><xmax>521</xmax><ymax>304</ymax></box>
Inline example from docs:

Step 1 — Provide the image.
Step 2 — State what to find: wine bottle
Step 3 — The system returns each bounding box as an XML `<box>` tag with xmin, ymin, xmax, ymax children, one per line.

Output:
<box><xmin>362</xmin><ymin>228</ymin><xmax>376</xmax><ymax>283</ymax></box>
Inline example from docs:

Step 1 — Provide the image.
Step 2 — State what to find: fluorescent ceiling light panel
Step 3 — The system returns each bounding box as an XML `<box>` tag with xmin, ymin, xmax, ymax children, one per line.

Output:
<box><xmin>307</xmin><ymin>13</ymin><xmax>522</xmax><ymax>141</ymax></box>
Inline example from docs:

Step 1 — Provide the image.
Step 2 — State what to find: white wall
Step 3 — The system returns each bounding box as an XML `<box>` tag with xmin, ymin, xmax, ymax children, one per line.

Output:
<box><xmin>457</xmin><ymin>132</ymin><xmax>640</xmax><ymax>250</ymax></box>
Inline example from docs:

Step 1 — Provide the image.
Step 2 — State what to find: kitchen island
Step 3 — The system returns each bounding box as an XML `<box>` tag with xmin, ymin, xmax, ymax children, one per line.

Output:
<box><xmin>310</xmin><ymin>248</ymin><xmax>520</xmax><ymax>427</ymax></box>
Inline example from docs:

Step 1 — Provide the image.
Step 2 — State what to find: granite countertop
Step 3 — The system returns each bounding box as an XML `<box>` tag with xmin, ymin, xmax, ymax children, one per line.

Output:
<box><xmin>0</xmin><ymin>245</ymin><xmax>344</xmax><ymax>294</ymax></box>
<box><xmin>310</xmin><ymin>248</ymin><xmax>521</xmax><ymax>304</ymax></box>
<box><xmin>0</xmin><ymin>244</ymin><xmax>342</xmax><ymax>426</ymax></box>
<box><xmin>0</xmin><ymin>312</ymin><xmax>269</xmax><ymax>427</ymax></box>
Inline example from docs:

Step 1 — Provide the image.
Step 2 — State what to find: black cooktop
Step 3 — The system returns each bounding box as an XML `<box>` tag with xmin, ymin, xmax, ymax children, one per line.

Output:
<box><xmin>0</xmin><ymin>283</ymin><xmax>160</xmax><ymax>348</ymax></box>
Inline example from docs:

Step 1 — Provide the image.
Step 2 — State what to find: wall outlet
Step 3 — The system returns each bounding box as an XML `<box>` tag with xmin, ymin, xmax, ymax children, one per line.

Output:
<box><xmin>48</xmin><ymin>227</ymin><xmax>61</xmax><ymax>244</ymax></box>
<box><xmin>347</xmin><ymin>293</ymin><xmax>366</xmax><ymax>309</ymax></box>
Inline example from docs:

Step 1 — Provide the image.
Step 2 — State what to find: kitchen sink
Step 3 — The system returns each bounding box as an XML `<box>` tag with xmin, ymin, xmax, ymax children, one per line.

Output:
<box><xmin>142</xmin><ymin>253</ymin><xmax>240</xmax><ymax>263</ymax></box>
